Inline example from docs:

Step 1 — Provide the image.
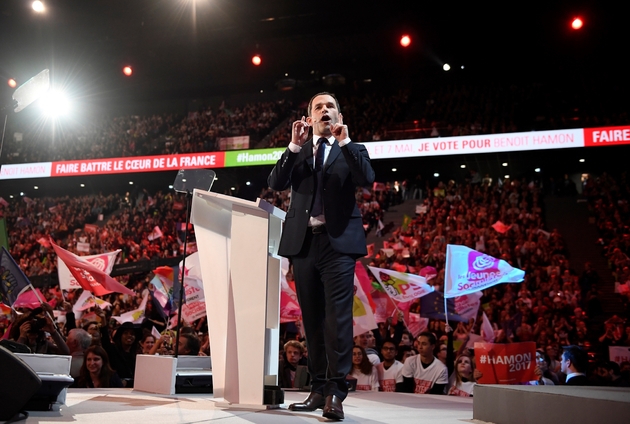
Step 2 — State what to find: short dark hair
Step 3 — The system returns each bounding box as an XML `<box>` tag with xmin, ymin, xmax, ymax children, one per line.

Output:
<box><xmin>382</xmin><ymin>340</ymin><xmax>397</xmax><ymax>350</ymax></box>
<box><xmin>180</xmin><ymin>333</ymin><xmax>201</xmax><ymax>355</ymax></box>
<box><xmin>418</xmin><ymin>331</ymin><xmax>437</xmax><ymax>346</ymax></box>
<box><xmin>562</xmin><ymin>345</ymin><xmax>588</xmax><ymax>373</ymax></box>
<box><xmin>307</xmin><ymin>92</ymin><xmax>340</xmax><ymax>117</ymax></box>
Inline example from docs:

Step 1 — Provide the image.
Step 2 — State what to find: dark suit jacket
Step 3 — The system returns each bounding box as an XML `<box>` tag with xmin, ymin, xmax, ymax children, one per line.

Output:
<box><xmin>268</xmin><ymin>139</ymin><xmax>375</xmax><ymax>257</ymax></box>
<box><xmin>565</xmin><ymin>374</ymin><xmax>589</xmax><ymax>386</ymax></box>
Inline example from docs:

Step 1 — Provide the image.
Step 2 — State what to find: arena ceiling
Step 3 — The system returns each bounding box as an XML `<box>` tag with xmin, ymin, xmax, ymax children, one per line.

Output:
<box><xmin>1</xmin><ymin>0</ymin><xmax>624</xmax><ymax>103</ymax></box>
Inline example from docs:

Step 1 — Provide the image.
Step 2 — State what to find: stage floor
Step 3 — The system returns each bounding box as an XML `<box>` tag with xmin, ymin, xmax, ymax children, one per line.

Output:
<box><xmin>23</xmin><ymin>389</ymin><xmax>474</xmax><ymax>424</ymax></box>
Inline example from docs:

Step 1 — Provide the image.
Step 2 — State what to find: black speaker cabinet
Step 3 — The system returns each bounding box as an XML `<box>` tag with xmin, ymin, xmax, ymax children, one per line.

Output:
<box><xmin>0</xmin><ymin>345</ymin><xmax>42</xmax><ymax>421</ymax></box>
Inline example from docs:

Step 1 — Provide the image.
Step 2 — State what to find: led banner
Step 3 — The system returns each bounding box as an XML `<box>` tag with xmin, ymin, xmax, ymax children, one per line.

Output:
<box><xmin>363</xmin><ymin>128</ymin><xmax>583</xmax><ymax>159</ymax></box>
<box><xmin>583</xmin><ymin>125</ymin><xmax>630</xmax><ymax>147</ymax></box>
<box><xmin>1</xmin><ymin>125</ymin><xmax>628</xmax><ymax>180</ymax></box>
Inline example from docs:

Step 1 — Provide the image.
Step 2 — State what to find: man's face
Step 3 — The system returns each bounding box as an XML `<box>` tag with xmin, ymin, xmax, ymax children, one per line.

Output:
<box><xmin>560</xmin><ymin>353</ymin><xmax>570</xmax><ymax>374</ymax></box>
<box><xmin>366</xmin><ymin>331</ymin><xmax>376</xmax><ymax>348</ymax></box>
<box><xmin>66</xmin><ymin>335</ymin><xmax>77</xmax><ymax>351</ymax></box>
<box><xmin>177</xmin><ymin>336</ymin><xmax>189</xmax><ymax>355</ymax></box>
<box><xmin>417</xmin><ymin>336</ymin><xmax>434</xmax><ymax>358</ymax></box>
<box><xmin>285</xmin><ymin>346</ymin><xmax>302</xmax><ymax>367</ymax></box>
<box><xmin>307</xmin><ymin>94</ymin><xmax>339</xmax><ymax>137</ymax></box>
<box><xmin>355</xmin><ymin>332</ymin><xmax>369</xmax><ymax>348</ymax></box>
<box><xmin>381</xmin><ymin>343</ymin><xmax>397</xmax><ymax>361</ymax></box>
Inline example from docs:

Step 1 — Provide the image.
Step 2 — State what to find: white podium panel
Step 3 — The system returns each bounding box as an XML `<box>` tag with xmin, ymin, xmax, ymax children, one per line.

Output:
<box><xmin>191</xmin><ymin>189</ymin><xmax>285</xmax><ymax>407</ymax></box>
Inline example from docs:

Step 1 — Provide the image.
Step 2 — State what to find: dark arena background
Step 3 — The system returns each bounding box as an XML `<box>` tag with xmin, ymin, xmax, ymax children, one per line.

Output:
<box><xmin>0</xmin><ymin>1</ymin><xmax>629</xmax><ymax>423</ymax></box>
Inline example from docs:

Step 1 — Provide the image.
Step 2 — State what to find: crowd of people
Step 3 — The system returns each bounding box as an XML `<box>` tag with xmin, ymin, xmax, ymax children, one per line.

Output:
<box><xmin>0</xmin><ymin>189</ymin><xmax>197</xmax><ymax>279</ymax></box>
<box><xmin>3</xmin><ymin>100</ymin><xmax>294</xmax><ymax>164</ymax></box>
<box><xmin>1</xmin><ymin>82</ymin><xmax>629</xmax><ymax>397</ymax></box>
<box><xmin>275</xmin><ymin>175</ymin><xmax>629</xmax><ymax>392</ymax></box>
<box><xmin>4</xmin><ymin>77</ymin><xmax>628</xmax><ymax>166</ymax></box>
<box><xmin>1</xmin><ymin>171</ymin><xmax>629</xmax><ymax>395</ymax></box>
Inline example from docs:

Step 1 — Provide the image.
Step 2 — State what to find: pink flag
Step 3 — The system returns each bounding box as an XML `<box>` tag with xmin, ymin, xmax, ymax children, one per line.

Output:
<box><xmin>13</xmin><ymin>288</ymin><xmax>51</xmax><ymax>309</ymax></box>
<box><xmin>444</xmin><ymin>244</ymin><xmax>525</xmax><ymax>298</ymax></box>
<box><xmin>419</xmin><ymin>266</ymin><xmax>437</xmax><ymax>281</ymax></box>
<box><xmin>50</xmin><ymin>239</ymin><xmax>134</xmax><ymax>296</ymax></box>
<box><xmin>280</xmin><ymin>258</ymin><xmax>301</xmax><ymax>323</ymax></box>
<box><xmin>404</xmin><ymin>311</ymin><xmax>429</xmax><ymax>338</ymax></box>
<box><xmin>148</xmin><ymin>225</ymin><xmax>163</xmax><ymax>241</ymax></box>
<box><xmin>37</xmin><ymin>237</ymin><xmax>51</xmax><ymax>248</ymax></box>
<box><xmin>455</xmin><ymin>291</ymin><xmax>483</xmax><ymax>321</ymax></box>
<box><xmin>491</xmin><ymin>221</ymin><xmax>511</xmax><ymax>234</ymax></box>
<box><xmin>481</xmin><ymin>311</ymin><xmax>495</xmax><ymax>342</ymax></box>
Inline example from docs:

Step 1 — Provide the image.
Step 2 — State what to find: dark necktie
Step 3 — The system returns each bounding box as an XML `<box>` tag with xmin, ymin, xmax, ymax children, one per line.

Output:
<box><xmin>310</xmin><ymin>137</ymin><xmax>327</xmax><ymax>217</ymax></box>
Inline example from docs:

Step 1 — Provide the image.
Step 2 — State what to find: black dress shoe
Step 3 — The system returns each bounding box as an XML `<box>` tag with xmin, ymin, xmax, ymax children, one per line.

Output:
<box><xmin>322</xmin><ymin>395</ymin><xmax>344</xmax><ymax>420</ymax></box>
<box><xmin>288</xmin><ymin>392</ymin><xmax>325</xmax><ymax>411</ymax></box>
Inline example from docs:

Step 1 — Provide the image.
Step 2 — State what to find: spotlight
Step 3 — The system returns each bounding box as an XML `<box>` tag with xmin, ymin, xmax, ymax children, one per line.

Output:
<box><xmin>571</xmin><ymin>17</ymin><xmax>583</xmax><ymax>30</ymax></box>
<box><xmin>392</xmin><ymin>168</ymin><xmax>397</xmax><ymax>172</ymax></box>
<box><xmin>32</xmin><ymin>1</ymin><xmax>45</xmax><ymax>13</ymax></box>
<box><xmin>123</xmin><ymin>66</ymin><xmax>133</xmax><ymax>76</ymax></box>
<box><xmin>433</xmin><ymin>173</ymin><xmax>440</xmax><ymax>177</ymax></box>
<box><xmin>502</xmin><ymin>162</ymin><xmax>508</xmax><ymax>167</ymax></box>
<box><xmin>400</xmin><ymin>35</ymin><xmax>411</xmax><ymax>47</ymax></box>
<box><xmin>535</xmin><ymin>168</ymin><xmax>541</xmax><ymax>173</ymax></box>
<box><xmin>443</xmin><ymin>63</ymin><xmax>451</xmax><ymax>71</ymax></box>
<box><xmin>460</xmin><ymin>164</ymin><xmax>466</xmax><ymax>168</ymax></box>
<box><xmin>39</xmin><ymin>90</ymin><xmax>70</xmax><ymax>117</ymax></box>
<box><xmin>252</xmin><ymin>55</ymin><xmax>262</xmax><ymax>66</ymax></box>
<box><xmin>8</xmin><ymin>79</ymin><xmax>17</xmax><ymax>88</ymax></box>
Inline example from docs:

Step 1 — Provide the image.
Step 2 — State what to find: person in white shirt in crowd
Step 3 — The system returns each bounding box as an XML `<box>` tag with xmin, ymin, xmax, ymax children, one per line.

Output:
<box><xmin>349</xmin><ymin>346</ymin><xmax>380</xmax><ymax>391</ymax></box>
<box><xmin>375</xmin><ymin>340</ymin><xmax>404</xmax><ymax>392</ymax></box>
<box><xmin>447</xmin><ymin>353</ymin><xmax>476</xmax><ymax>397</ymax></box>
<box><xmin>354</xmin><ymin>331</ymin><xmax>381</xmax><ymax>365</ymax></box>
<box><xmin>400</xmin><ymin>332</ymin><xmax>448</xmax><ymax>394</ymax></box>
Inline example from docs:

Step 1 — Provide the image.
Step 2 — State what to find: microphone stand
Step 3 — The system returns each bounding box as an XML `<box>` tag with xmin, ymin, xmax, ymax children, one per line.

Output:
<box><xmin>173</xmin><ymin>189</ymin><xmax>192</xmax><ymax>358</ymax></box>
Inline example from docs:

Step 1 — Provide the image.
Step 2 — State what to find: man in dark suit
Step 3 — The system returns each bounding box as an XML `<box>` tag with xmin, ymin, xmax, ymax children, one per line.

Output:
<box><xmin>561</xmin><ymin>345</ymin><xmax>589</xmax><ymax>385</ymax></box>
<box><xmin>268</xmin><ymin>92</ymin><xmax>375</xmax><ymax>420</ymax></box>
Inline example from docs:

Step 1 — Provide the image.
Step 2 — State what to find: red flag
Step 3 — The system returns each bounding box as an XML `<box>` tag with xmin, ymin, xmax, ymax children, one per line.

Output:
<box><xmin>50</xmin><ymin>239</ymin><xmax>134</xmax><ymax>296</ymax></box>
<box><xmin>84</xmin><ymin>223</ymin><xmax>98</xmax><ymax>234</ymax></box>
<box><xmin>491</xmin><ymin>221</ymin><xmax>511</xmax><ymax>234</ymax></box>
<box><xmin>37</xmin><ymin>237</ymin><xmax>51</xmax><ymax>248</ymax></box>
<box><xmin>365</xmin><ymin>243</ymin><xmax>375</xmax><ymax>258</ymax></box>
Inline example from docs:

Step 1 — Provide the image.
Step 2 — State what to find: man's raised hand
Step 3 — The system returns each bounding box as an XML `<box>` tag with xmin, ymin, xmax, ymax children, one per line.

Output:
<box><xmin>291</xmin><ymin>116</ymin><xmax>310</xmax><ymax>147</ymax></box>
<box><xmin>331</xmin><ymin>113</ymin><xmax>349</xmax><ymax>141</ymax></box>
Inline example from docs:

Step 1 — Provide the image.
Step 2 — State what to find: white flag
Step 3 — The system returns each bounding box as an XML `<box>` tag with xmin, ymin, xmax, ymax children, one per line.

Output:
<box><xmin>368</xmin><ymin>266</ymin><xmax>434</xmax><ymax>304</ymax></box>
<box><xmin>112</xmin><ymin>291</ymin><xmax>149</xmax><ymax>324</ymax></box>
<box><xmin>444</xmin><ymin>244</ymin><xmax>525</xmax><ymax>298</ymax></box>
<box><xmin>58</xmin><ymin>250</ymin><xmax>120</xmax><ymax>290</ymax></box>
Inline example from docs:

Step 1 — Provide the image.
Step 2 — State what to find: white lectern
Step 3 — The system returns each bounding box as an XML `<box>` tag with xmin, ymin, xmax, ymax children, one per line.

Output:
<box><xmin>190</xmin><ymin>189</ymin><xmax>285</xmax><ymax>408</ymax></box>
